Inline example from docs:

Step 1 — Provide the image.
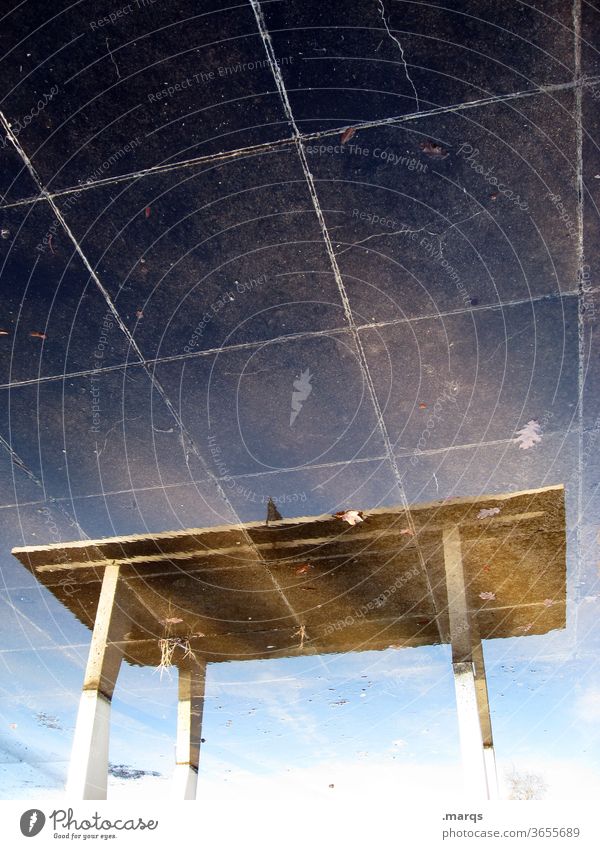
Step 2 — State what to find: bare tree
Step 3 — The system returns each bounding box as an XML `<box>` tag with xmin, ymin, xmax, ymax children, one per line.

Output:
<box><xmin>506</xmin><ymin>769</ymin><xmax>548</xmax><ymax>800</ymax></box>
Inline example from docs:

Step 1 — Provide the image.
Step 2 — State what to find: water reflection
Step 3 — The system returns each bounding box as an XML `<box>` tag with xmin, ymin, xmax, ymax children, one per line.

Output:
<box><xmin>0</xmin><ymin>0</ymin><xmax>598</xmax><ymax>805</ymax></box>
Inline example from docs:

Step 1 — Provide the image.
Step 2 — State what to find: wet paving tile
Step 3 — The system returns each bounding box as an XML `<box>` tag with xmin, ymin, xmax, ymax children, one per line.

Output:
<box><xmin>262</xmin><ymin>0</ymin><xmax>575</xmax><ymax>134</ymax></box>
<box><xmin>0</xmin><ymin>202</ymin><xmax>135</xmax><ymax>384</ymax></box>
<box><xmin>0</xmin><ymin>143</ymin><xmax>40</xmax><ymax>205</ymax></box>
<box><xmin>0</xmin><ymin>0</ymin><xmax>598</xmax><ymax>804</ymax></box>
<box><xmin>361</xmin><ymin>296</ymin><xmax>579</xmax><ymax>453</ymax></box>
<box><xmin>0</xmin><ymin>0</ymin><xmax>290</xmax><ymax>191</ymax></box>
<box><xmin>155</xmin><ymin>332</ymin><xmax>387</xmax><ymax>478</ymax></box>
<box><xmin>0</xmin><ymin>369</ymin><xmax>187</xmax><ymax>503</ymax></box>
<box><xmin>308</xmin><ymin>91</ymin><xmax>579</xmax><ymax>323</ymax></box>
<box><xmin>395</xmin><ymin>430</ymin><xmax>580</xmax><ymax>518</ymax></box>
<box><xmin>51</xmin><ymin>148</ymin><xmax>346</xmax><ymax>361</ymax></box>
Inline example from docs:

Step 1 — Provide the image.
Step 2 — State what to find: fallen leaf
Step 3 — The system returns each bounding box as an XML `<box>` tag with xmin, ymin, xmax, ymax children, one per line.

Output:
<box><xmin>136</xmin><ymin>309</ymin><xmax>144</xmax><ymax>319</ymax></box>
<box><xmin>334</xmin><ymin>509</ymin><xmax>365</xmax><ymax>525</ymax></box>
<box><xmin>517</xmin><ymin>623</ymin><xmax>533</xmax><ymax>633</ymax></box>
<box><xmin>490</xmin><ymin>192</ymin><xmax>498</xmax><ymax>201</ymax></box>
<box><xmin>514</xmin><ymin>419</ymin><xmax>542</xmax><ymax>449</ymax></box>
<box><xmin>295</xmin><ymin>563</ymin><xmax>313</xmax><ymax>575</ymax></box>
<box><xmin>340</xmin><ymin>127</ymin><xmax>356</xmax><ymax>144</ymax></box>
<box><xmin>419</xmin><ymin>402</ymin><xmax>427</xmax><ymax>409</ymax></box>
<box><xmin>329</xmin><ymin>784</ymin><xmax>335</xmax><ymax>789</ymax></box>
<box><xmin>400</xmin><ymin>528</ymin><xmax>414</xmax><ymax>536</ymax></box>
<box><xmin>29</xmin><ymin>331</ymin><xmax>46</xmax><ymax>340</ymax></box>
<box><xmin>477</xmin><ymin>507</ymin><xmax>501</xmax><ymax>519</ymax></box>
<box><xmin>543</xmin><ymin>598</ymin><xmax>554</xmax><ymax>607</ymax></box>
<box><xmin>419</xmin><ymin>140</ymin><xmax>448</xmax><ymax>159</ymax></box>
<box><xmin>0</xmin><ymin>330</ymin><xmax>9</xmax><ymax>335</ymax></box>
<box><xmin>483</xmin><ymin>564</ymin><xmax>491</xmax><ymax>573</ymax></box>
<box><xmin>144</xmin><ymin>206</ymin><xmax>151</xmax><ymax>218</ymax></box>
<box><xmin>479</xmin><ymin>591</ymin><xmax>496</xmax><ymax>601</ymax></box>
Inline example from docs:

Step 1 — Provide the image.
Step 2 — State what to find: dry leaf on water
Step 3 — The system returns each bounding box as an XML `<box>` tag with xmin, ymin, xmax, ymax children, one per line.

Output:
<box><xmin>479</xmin><ymin>591</ymin><xmax>496</xmax><ymax>601</ymax></box>
<box><xmin>341</xmin><ymin>127</ymin><xmax>356</xmax><ymax>144</ymax></box>
<box><xmin>334</xmin><ymin>510</ymin><xmax>365</xmax><ymax>525</ymax></box>
<box><xmin>514</xmin><ymin>419</ymin><xmax>542</xmax><ymax>449</ymax></box>
<box><xmin>419</xmin><ymin>140</ymin><xmax>448</xmax><ymax>159</ymax></box>
<box><xmin>29</xmin><ymin>331</ymin><xmax>46</xmax><ymax>340</ymax></box>
<box><xmin>400</xmin><ymin>528</ymin><xmax>414</xmax><ymax>536</ymax></box>
<box><xmin>295</xmin><ymin>564</ymin><xmax>313</xmax><ymax>575</ymax></box>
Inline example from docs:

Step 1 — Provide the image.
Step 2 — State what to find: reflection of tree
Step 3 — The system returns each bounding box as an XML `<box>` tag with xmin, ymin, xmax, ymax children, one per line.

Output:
<box><xmin>506</xmin><ymin>769</ymin><xmax>548</xmax><ymax>800</ymax></box>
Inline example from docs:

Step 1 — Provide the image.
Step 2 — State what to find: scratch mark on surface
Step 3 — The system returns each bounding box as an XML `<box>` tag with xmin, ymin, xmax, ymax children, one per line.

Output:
<box><xmin>483</xmin><ymin>326</ymin><xmax>529</xmax><ymax>365</ymax></box>
<box><xmin>336</xmin><ymin>224</ymin><xmax>439</xmax><ymax>257</ymax></box>
<box><xmin>376</xmin><ymin>0</ymin><xmax>420</xmax><ymax>111</ymax></box>
<box><xmin>440</xmin><ymin>210</ymin><xmax>483</xmax><ymax>241</ymax></box>
<box><xmin>106</xmin><ymin>38</ymin><xmax>121</xmax><ymax>79</ymax></box>
<box><xmin>95</xmin><ymin>416</ymin><xmax>141</xmax><ymax>458</ymax></box>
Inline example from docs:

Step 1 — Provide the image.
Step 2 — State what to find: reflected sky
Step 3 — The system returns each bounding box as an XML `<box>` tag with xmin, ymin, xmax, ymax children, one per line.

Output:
<box><xmin>1</xmin><ymin>0</ymin><xmax>600</xmax><ymax>803</ymax></box>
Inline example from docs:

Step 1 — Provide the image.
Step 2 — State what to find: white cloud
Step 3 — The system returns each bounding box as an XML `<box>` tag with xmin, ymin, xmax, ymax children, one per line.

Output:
<box><xmin>574</xmin><ymin>686</ymin><xmax>600</xmax><ymax>724</ymax></box>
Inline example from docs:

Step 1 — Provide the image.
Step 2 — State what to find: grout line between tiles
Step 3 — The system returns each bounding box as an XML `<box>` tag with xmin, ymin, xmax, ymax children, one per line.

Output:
<box><xmin>0</xmin><ymin>135</ymin><xmax>299</xmax><ymax>210</ymax></box>
<box><xmin>0</xmin><ymin>289</ymin><xmax>579</xmax><ymax>392</ymax></box>
<box><xmin>2</xmin><ymin>75</ymin><xmax>598</xmax><ymax>212</ymax></box>
<box><xmin>0</xmin><ymin>422</ymin><xmax>581</xmax><ymax>513</ymax></box>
